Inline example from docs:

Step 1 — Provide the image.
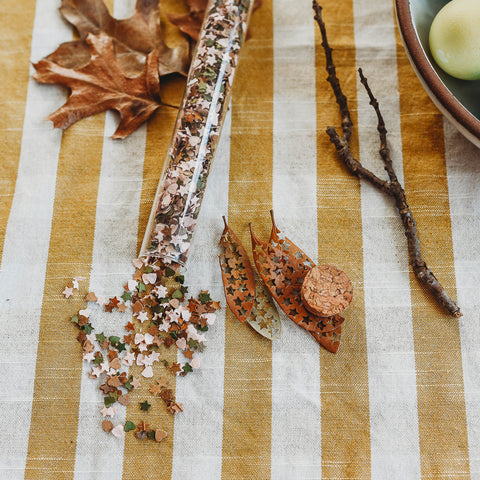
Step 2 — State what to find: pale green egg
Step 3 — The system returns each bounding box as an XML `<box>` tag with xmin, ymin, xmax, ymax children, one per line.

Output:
<box><xmin>429</xmin><ymin>0</ymin><xmax>480</xmax><ymax>80</ymax></box>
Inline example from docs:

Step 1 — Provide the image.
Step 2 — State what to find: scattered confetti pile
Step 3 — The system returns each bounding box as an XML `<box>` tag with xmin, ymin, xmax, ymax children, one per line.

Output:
<box><xmin>65</xmin><ymin>257</ymin><xmax>220</xmax><ymax>441</ymax></box>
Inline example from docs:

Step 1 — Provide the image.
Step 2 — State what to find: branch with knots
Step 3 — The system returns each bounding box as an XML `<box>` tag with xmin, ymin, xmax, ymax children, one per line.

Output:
<box><xmin>313</xmin><ymin>0</ymin><xmax>461</xmax><ymax>317</ymax></box>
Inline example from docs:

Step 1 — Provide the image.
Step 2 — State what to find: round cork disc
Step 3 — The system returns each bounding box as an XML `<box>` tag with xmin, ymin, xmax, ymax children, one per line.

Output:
<box><xmin>301</xmin><ymin>264</ymin><xmax>353</xmax><ymax>317</ymax></box>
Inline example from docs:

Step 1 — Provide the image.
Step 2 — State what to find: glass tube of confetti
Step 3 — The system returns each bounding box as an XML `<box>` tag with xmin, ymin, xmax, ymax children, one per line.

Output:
<box><xmin>140</xmin><ymin>0</ymin><xmax>254</xmax><ymax>266</ymax></box>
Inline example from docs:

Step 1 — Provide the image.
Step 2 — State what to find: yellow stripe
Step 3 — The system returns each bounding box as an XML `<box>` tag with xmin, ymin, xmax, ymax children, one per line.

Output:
<box><xmin>396</xmin><ymin>31</ymin><xmax>470</xmax><ymax>478</ymax></box>
<box><xmin>221</xmin><ymin>1</ymin><xmax>273</xmax><ymax>478</ymax></box>
<box><xmin>24</xmin><ymin>115</ymin><xmax>105</xmax><ymax>479</ymax></box>
<box><xmin>122</xmin><ymin>82</ymin><xmax>185</xmax><ymax>480</ymax></box>
<box><xmin>315</xmin><ymin>3</ymin><xmax>371</xmax><ymax>478</ymax></box>
<box><xmin>0</xmin><ymin>0</ymin><xmax>36</xmax><ymax>260</ymax></box>
<box><xmin>121</xmin><ymin>1</ymin><xmax>187</xmax><ymax>475</ymax></box>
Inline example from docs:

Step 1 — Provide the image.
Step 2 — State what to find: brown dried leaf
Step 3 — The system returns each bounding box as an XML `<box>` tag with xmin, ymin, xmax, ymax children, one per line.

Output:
<box><xmin>166</xmin><ymin>11</ymin><xmax>203</xmax><ymax>43</ymax></box>
<box><xmin>219</xmin><ymin>218</ymin><xmax>255</xmax><ymax>323</ymax></box>
<box><xmin>33</xmin><ymin>33</ymin><xmax>164</xmax><ymax>139</ymax></box>
<box><xmin>60</xmin><ymin>0</ymin><xmax>190</xmax><ymax>76</ymax></box>
<box><xmin>185</xmin><ymin>0</ymin><xmax>207</xmax><ymax>13</ymax></box>
<box><xmin>168</xmin><ymin>0</ymin><xmax>263</xmax><ymax>42</ymax></box>
<box><xmin>43</xmin><ymin>40</ymin><xmax>91</xmax><ymax>70</ymax></box>
<box><xmin>250</xmin><ymin>225</ymin><xmax>344</xmax><ymax>335</ymax></box>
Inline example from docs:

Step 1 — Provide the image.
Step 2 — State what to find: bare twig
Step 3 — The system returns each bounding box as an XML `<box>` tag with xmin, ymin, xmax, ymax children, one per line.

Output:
<box><xmin>313</xmin><ymin>1</ymin><xmax>462</xmax><ymax>317</ymax></box>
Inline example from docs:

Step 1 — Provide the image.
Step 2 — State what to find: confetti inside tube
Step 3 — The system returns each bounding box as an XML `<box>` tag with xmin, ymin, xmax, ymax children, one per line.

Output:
<box><xmin>140</xmin><ymin>0</ymin><xmax>254</xmax><ymax>265</ymax></box>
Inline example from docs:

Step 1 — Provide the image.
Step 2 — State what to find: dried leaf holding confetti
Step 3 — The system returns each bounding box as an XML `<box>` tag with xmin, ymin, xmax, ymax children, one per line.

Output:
<box><xmin>219</xmin><ymin>218</ymin><xmax>255</xmax><ymax>323</ymax></box>
<box><xmin>33</xmin><ymin>33</ymin><xmax>165</xmax><ymax>139</ymax></box>
<box><xmin>266</xmin><ymin>213</ymin><xmax>343</xmax><ymax>351</ymax></box>
<box><xmin>250</xmin><ymin>226</ymin><xmax>344</xmax><ymax>334</ymax></box>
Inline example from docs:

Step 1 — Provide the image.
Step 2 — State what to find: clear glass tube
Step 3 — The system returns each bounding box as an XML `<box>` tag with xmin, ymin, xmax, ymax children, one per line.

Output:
<box><xmin>140</xmin><ymin>0</ymin><xmax>254</xmax><ymax>266</ymax></box>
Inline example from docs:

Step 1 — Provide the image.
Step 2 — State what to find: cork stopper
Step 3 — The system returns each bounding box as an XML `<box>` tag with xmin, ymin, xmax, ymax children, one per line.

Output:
<box><xmin>301</xmin><ymin>264</ymin><xmax>353</xmax><ymax>317</ymax></box>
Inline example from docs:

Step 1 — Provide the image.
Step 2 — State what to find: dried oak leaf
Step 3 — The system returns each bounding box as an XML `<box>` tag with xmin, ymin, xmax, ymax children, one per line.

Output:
<box><xmin>219</xmin><ymin>218</ymin><xmax>255</xmax><ymax>323</ymax></box>
<box><xmin>168</xmin><ymin>0</ymin><xmax>263</xmax><ymax>43</ymax></box>
<box><xmin>59</xmin><ymin>0</ymin><xmax>190</xmax><ymax>77</ymax></box>
<box><xmin>33</xmin><ymin>33</ymin><xmax>166</xmax><ymax>139</ymax></box>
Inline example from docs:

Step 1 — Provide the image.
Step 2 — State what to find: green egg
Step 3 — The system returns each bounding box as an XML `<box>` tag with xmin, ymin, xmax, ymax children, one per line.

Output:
<box><xmin>429</xmin><ymin>0</ymin><xmax>480</xmax><ymax>80</ymax></box>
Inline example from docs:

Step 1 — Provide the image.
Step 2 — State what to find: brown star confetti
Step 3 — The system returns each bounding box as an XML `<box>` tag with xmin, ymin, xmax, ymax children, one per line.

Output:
<box><xmin>169</xmin><ymin>363</ymin><xmax>182</xmax><ymax>375</ymax></box>
<box><xmin>105</xmin><ymin>296</ymin><xmax>120</xmax><ymax>312</ymax></box>
<box><xmin>117</xmin><ymin>302</ymin><xmax>128</xmax><ymax>313</ymax></box>
<box><xmin>149</xmin><ymin>384</ymin><xmax>163</xmax><ymax>396</ymax></box>
<box><xmin>156</xmin><ymin>377</ymin><xmax>169</xmax><ymax>388</ymax></box>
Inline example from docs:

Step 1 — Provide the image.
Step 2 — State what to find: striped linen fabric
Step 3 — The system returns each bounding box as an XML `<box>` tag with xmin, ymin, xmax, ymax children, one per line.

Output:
<box><xmin>0</xmin><ymin>0</ymin><xmax>479</xmax><ymax>478</ymax></box>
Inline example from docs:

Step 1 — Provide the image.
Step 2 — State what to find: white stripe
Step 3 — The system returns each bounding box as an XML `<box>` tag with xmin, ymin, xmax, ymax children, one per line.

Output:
<box><xmin>71</xmin><ymin>3</ymin><xmax>145</xmax><ymax>477</ymax></box>
<box><xmin>444</xmin><ymin>119</ymin><xmax>480</xmax><ymax>478</ymax></box>
<box><xmin>0</xmin><ymin>2</ymin><xmax>69</xmax><ymax>478</ymax></box>
<box><xmin>271</xmin><ymin>1</ymin><xmax>321</xmax><ymax>477</ymax></box>
<box><xmin>353</xmin><ymin>2</ymin><xmax>421</xmax><ymax>478</ymax></box>
<box><xmin>170</xmin><ymin>110</ymin><xmax>231</xmax><ymax>480</ymax></box>
<box><xmin>72</xmin><ymin>111</ymin><xmax>145</xmax><ymax>479</ymax></box>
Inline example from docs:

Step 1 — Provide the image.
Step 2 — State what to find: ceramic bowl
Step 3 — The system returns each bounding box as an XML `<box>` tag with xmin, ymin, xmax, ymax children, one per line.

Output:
<box><xmin>395</xmin><ymin>0</ymin><xmax>480</xmax><ymax>148</ymax></box>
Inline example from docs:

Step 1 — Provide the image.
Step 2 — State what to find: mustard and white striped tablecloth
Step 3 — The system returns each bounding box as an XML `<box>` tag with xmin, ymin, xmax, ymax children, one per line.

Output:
<box><xmin>1</xmin><ymin>0</ymin><xmax>479</xmax><ymax>478</ymax></box>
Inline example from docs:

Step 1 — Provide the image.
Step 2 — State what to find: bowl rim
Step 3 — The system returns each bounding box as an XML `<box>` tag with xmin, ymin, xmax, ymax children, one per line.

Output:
<box><xmin>395</xmin><ymin>0</ymin><xmax>480</xmax><ymax>141</ymax></box>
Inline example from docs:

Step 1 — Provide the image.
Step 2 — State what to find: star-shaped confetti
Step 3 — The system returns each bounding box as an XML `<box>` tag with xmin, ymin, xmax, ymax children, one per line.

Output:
<box><xmin>117</xmin><ymin>302</ymin><xmax>128</xmax><ymax>313</ymax></box>
<box><xmin>131</xmin><ymin>377</ymin><xmax>141</xmax><ymax>389</ymax></box>
<box><xmin>66</xmin><ymin>254</ymin><xmax>221</xmax><ymax>442</ymax></box>
<box><xmin>169</xmin><ymin>363</ymin><xmax>182</xmax><ymax>375</ymax></box>
<box><xmin>62</xmin><ymin>286</ymin><xmax>74</xmax><ymax>298</ymax></box>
